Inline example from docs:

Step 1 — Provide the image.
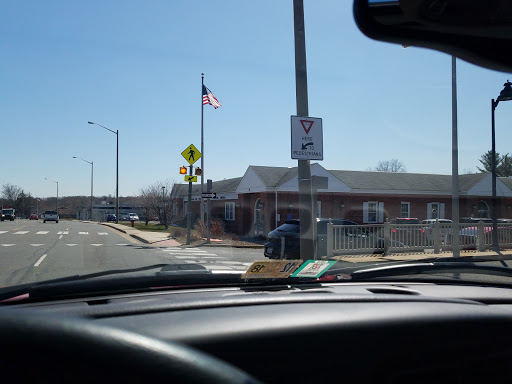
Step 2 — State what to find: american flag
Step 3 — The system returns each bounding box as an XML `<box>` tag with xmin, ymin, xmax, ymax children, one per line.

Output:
<box><xmin>202</xmin><ymin>85</ymin><xmax>221</xmax><ymax>109</ymax></box>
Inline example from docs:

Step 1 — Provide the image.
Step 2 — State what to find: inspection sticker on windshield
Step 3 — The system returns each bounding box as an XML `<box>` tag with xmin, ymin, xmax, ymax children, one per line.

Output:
<box><xmin>242</xmin><ymin>260</ymin><xmax>302</xmax><ymax>279</ymax></box>
<box><xmin>290</xmin><ymin>260</ymin><xmax>336</xmax><ymax>278</ymax></box>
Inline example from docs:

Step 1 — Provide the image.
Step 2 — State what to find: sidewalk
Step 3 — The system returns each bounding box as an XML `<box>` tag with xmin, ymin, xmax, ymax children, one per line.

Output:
<box><xmin>98</xmin><ymin>222</ymin><xmax>264</xmax><ymax>248</ymax></box>
<box><xmin>99</xmin><ymin>222</ymin><xmax>181</xmax><ymax>247</ymax></box>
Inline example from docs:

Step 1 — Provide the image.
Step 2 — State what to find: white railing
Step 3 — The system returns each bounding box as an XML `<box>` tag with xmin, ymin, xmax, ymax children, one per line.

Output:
<box><xmin>325</xmin><ymin>220</ymin><xmax>512</xmax><ymax>256</ymax></box>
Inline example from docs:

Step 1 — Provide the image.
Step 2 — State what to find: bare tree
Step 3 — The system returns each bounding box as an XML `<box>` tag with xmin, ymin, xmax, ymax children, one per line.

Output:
<box><xmin>2</xmin><ymin>184</ymin><xmax>23</xmax><ymax>206</ymax></box>
<box><xmin>370</xmin><ymin>159</ymin><xmax>407</xmax><ymax>172</ymax></box>
<box><xmin>139</xmin><ymin>179</ymin><xmax>182</xmax><ymax>228</ymax></box>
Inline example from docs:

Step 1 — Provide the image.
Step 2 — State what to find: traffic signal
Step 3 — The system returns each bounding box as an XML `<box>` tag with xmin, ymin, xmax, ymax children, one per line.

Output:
<box><xmin>180</xmin><ymin>166</ymin><xmax>187</xmax><ymax>175</ymax></box>
<box><xmin>195</xmin><ymin>167</ymin><xmax>203</xmax><ymax>176</ymax></box>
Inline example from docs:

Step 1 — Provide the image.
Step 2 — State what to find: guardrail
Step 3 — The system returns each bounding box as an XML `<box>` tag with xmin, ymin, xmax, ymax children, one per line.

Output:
<box><xmin>325</xmin><ymin>220</ymin><xmax>512</xmax><ymax>256</ymax></box>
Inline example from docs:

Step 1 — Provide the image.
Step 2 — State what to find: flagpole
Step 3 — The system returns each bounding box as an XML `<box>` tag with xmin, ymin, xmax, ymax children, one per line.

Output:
<box><xmin>201</xmin><ymin>73</ymin><xmax>205</xmax><ymax>223</ymax></box>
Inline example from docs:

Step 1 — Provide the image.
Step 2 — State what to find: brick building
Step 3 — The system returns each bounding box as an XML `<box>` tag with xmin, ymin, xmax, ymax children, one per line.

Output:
<box><xmin>174</xmin><ymin>164</ymin><xmax>512</xmax><ymax>238</ymax></box>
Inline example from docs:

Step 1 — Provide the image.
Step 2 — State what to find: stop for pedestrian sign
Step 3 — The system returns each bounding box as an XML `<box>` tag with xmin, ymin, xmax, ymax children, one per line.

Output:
<box><xmin>291</xmin><ymin>116</ymin><xmax>323</xmax><ymax>160</ymax></box>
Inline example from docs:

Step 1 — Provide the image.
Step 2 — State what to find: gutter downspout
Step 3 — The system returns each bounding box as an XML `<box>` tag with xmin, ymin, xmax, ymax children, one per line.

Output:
<box><xmin>275</xmin><ymin>187</ymin><xmax>278</xmax><ymax>229</ymax></box>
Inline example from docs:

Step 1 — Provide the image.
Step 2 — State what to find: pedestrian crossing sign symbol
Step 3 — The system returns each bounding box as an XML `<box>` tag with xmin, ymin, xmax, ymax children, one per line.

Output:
<box><xmin>185</xmin><ymin>175</ymin><xmax>198</xmax><ymax>182</ymax></box>
<box><xmin>181</xmin><ymin>144</ymin><xmax>202</xmax><ymax>165</ymax></box>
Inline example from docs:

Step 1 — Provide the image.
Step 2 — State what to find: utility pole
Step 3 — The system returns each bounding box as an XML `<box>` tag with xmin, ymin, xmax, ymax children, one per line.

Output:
<box><xmin>293</xmin><ymin>0</ymin><xmax>315</xmax><ymax>260</ymax></box>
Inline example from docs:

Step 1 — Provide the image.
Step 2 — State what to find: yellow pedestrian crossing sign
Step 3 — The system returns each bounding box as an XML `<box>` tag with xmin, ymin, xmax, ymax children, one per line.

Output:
<box><xmin>181</xmin><ymin>144</ymin><xmax>202</xmax><ymax>165</ymax></box>
<box><xmin>185</xmin><ymin>175</ymin><xmax>198</xmax><ymax>182</ymax></box>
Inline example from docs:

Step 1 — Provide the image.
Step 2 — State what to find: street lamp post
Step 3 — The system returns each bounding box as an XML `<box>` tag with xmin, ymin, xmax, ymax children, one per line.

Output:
<box><xmin>73</xmin><ymin>156</ymin><xmax>94</xmax><ymax>221</ymax></box>
<box><xmin>162</xmin><ymin>186</ymin><xmax>167</xmax><ymax>229</ymax></box>
<box><xmin>491</xmin><ymin>80</ymin><xmax>512</xmax><ymax>251</ymax></box>
<box><xmin>88</xmin><ymin>121</ymin><xmax>119</xmax><ymax>223</ymax></box>
<box><xmin>45</xmin><ymin>178</ymin><xmax>58</xmax><ymax>212</ymax></box>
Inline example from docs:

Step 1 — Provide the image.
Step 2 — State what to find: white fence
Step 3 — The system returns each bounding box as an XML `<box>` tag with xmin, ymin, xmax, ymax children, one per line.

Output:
<box><xmin>325</xmin><ymin>220</ymin><xmax>512</xmax><ymax>257</ymax></box>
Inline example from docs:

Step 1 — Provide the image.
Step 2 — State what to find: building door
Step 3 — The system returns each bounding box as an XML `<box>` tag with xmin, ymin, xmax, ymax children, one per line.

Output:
<box><xmin>254</xmin><ymin>199</ymin><xmax>264</xmax><ymax>237</ymax></box>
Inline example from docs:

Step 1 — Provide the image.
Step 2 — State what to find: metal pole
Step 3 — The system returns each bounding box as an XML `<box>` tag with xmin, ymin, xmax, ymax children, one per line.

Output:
<box><xmin>201</xmin><ymin>73</ymin><xmax>205</xmax><ymax>223</ymax></box>
<box><xmin>293</xmin><ymin>0</ymin><xmax>315</xmax><ymax>261</ymax></box>
<box><xmin>91</xmin><ymin>161</ymin><xmax>94</xmax><ymax>221</ymax></box>
<box><xmin>116</xmin><ymin>129</ymin><xmax>119</xmax><ymax>224</ymax></box>
<box><xmin>186</xmin><ymin>165</ymin><xmax>193</xmax><ymax>245</ymax></box>
<box><xmin>56</xmin><ymin>181</ymin><xmax>59</xmax><ymax>212</ymax></box>
<box><xmin>451</xmin><ymin>56</ymin><xmax>460</xmax><ymax>257</ymax></box>
<box><xmin>491</xmin><ymin>99</ymin><xmax>499</xmax><ymax>250</ymax></box>
<box><xmin>207</xmin><ymin>179</ymin><xmax>212</xmax><ymax>243</ymax></box>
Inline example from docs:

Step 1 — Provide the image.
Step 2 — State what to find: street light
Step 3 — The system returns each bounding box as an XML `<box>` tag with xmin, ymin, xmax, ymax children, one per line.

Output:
<box><xmin>45</xmin><ymin>178</ymin><xmax>58</xmax><ymax>212</ymax></box>
<box><xmin>88</xmin><ymin>121</ymin><xmax>119</xmax><ymax>223</ymax></box>
<box><xmin>491</xmin><ymin>80</ymin><xmax>512</xmax><ymax>250</ymax></box>
<box><xmin>73</xmin><ymin>156</ymin><xmax>94</xmax><ymax>221</ymax></box>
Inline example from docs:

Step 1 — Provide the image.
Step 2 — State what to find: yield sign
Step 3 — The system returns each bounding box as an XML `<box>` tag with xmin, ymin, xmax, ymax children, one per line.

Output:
<box><xmin>300</xmin><ymin>120</ymin><xmax>314</xmax><ymax>134</ymax></box>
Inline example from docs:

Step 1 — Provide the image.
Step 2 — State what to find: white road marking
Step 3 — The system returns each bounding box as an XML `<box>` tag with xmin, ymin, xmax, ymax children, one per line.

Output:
<box><xmin>163</xmin><ymin>248</ymin><xmax>207</xmax><ymax>253</ymax></box>
<box><xmin>63</xmin><ymin>231</ymin><xmax>69</xmax><ymax>234</ymax></box>
<box><xmin>57</xmin><ymin>231</ymin><xmax>63</xmax><ymax>234</ymax></box>
<box><xmin>98</xmin><ymin>232</ymin><xmax>109</xmax><ymax>235</ymax></box>
<box><xmin>34</xmin><ymin>254</ymin><xmax>47</xmax><ymax>267</ymax></box>
<box><xmin>59</xmin><ymin>235</ymin><xmax>63</xmax><ymax>239</ymax></box>
<box><xmin>14</xmin><ymin>231</ymin><xmax>29</xmax><ymax>234</ymax></box>
<box><xmin>116</xmin><ymin>243</ymin><xmax>129</xmax><ymax>246</ymax></box>
<box><xmin>30</xmin><ymin>244</ymin><xmax>44</xmax><ymax>247</ymax></box>
<box><xmin>66</xmin><ymin>244</ymin><xmax>77</xmax><ymax>246</ymax></box>
<box><xmin>1</xmin><ymin>244</ymin><xmax>15</xmax><ymax>247</ymax></box>
<box><xmin>91</xmin><ymin>244</ymin><xmax>103</xmax><ymax>246</ymax></box>
<box><xmin>0</xmin><ymin>231</ymin><xmax>8</xmax><ymax>234</ymax></box>
<box><xmin>175</xmin><ymin>256</ymin><xmax>198</xmax><ymax>259</ymax></box>
<box><xmin>36</xmin><ymin>231</ymin><xmax>49</xmax><ymax>234</ymax></box>
<box><xmin>201</xmin><ymin>256</ymin><xmax>222</xmax><ymax>259</ymax></box>
<box><xmin>79</xmin><ymin>232</ymin><xmax>89</xmax><ymax>235</ymax></box>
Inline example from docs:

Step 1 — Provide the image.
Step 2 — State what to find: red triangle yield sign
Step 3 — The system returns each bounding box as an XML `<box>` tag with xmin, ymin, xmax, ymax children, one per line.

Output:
<box><xmin>300</xmin><ymin>120</ymin><xmax>314</xmax><ymax>134</ymax></box>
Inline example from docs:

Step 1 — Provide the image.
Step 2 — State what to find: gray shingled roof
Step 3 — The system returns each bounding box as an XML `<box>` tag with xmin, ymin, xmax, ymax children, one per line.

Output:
<box><xmin>175</xmin><ymin>166</ymin><xmax>495</xmax><ymax>195</ymax></box>
<box><xmin>250</xmin><ymin>166</ymin><xmax>297</xmax><ymax>187</ymax></box>
<box><xmin>175</xmin><ymin>177</ymin><xmax>242</xmax><ymax>195</ymax></box>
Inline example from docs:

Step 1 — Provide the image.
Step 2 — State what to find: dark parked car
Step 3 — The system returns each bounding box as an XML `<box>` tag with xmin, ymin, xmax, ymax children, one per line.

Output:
<box><xmin>389</xmin><ymin>217</ymin><xmax>427</xmax><ymax>246</ymax></box>
<box><xmin>264</xmin><ymin>218</ymin><xmax>390</xmax><ymax>259</ymax></box>
<box><xmin>106</xmin><ymin>214</ymin><xmax>116</xmax><ymax>222</ymax></box>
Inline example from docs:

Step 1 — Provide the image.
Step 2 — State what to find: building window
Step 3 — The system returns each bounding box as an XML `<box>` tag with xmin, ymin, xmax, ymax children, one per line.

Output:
<box><xmin>363</xmin><ymin>201</ymin><xmax>384</xmax><ymax>223</ymax></box>
<box><xmin>401</xmin><ymin>202</ymin><xmax>410</xmax><ymax>218</ymax></box>
<box><xmin>225</xmin><ymin>202</ymin><xmax>235</xmax><ymax>221</ymax></box>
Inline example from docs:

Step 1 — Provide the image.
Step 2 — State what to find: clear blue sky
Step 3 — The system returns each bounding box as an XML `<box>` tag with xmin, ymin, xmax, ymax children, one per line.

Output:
<box><xmin>2</xmin><ymin>1</ymin><xmax>512</xmax><ymax>198</ymax></box>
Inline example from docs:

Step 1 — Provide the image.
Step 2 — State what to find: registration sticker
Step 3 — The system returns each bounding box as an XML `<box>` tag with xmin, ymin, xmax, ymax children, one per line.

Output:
<box><xmin>290</xmin><ymin>260</ymin><xmax>337</xmax><ymax>278</ymax></box>
<box><xmin>242</xmin><ymin>260</ymin><xmax>302</xmax><ymax>279</ymax></box>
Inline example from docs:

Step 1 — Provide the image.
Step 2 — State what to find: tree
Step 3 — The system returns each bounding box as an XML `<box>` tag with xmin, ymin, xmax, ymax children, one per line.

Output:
<box><xmin>139</xmin><ymin>179</ymin><xmax>182</xmax><ymax>228</ymax></box>
<box><xmin>477</xmin><ymin>150</ymin><xmax>512</xmax><ymax>177</ymax></box>
<box><xmin>370</xmin><ymin>159</ymin><xmax>406</xmax><ymax>172</ymax></box>
<box><xmin>2</xmin><ymin>184</ymin><xmax>23</xmax><ymax>206</ymax></box>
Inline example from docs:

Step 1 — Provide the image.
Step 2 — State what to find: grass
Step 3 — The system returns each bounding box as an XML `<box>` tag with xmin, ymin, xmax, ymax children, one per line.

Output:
<box><xmin>119</xmin><ymin>222</ymin><xmax>173</xmax><ymax>233</ymax></box>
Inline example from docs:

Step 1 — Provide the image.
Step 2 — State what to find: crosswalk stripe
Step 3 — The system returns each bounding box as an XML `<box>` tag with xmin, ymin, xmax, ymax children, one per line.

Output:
<box><xmin>79</xmin><ymin>232</ymin><xmax>89</xmax><ymax>235</ymax></box>
<box><xmin>14</xmin><ymin>231</ymin><xmax>29</xmax><ymax>234</ymax></box>
<box><xmin>0</xmin><ymin>231</ymin><xmax>8</xmax><ymax>234</ymax></box>
<box><xmin>98</xmin><ymin>232</ymin><xmax>109</xmax><ymax>235</ymax></box>
<box><xmin>67</xmin><ymin>244</ymin><xmax>77</xmax><ymax>246</ymax></box>
<box><xmin>30</xmin><ymin>244</ymin><xmax>44</xmax><ymax>246</ymax></box>
<box><xmin>36</xmin><ymin>231</ymin><xmax>49</xmax><ymax>234</ymax></box>
<box><xmin>1</xmin><ymin>244</ymin><xmax>15</xmax><ymax>247</ymax></box>
<box><xmin>91</xmin><ymin>244</ymin><xmax>103</xmax><ymax>246</ymax></box>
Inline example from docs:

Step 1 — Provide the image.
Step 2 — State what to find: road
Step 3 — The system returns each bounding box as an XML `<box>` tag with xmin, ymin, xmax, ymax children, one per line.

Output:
<box><xmin>0</xmin><ymin>220</ymin><xmax>264</xmax><ymax>288</ymax></box>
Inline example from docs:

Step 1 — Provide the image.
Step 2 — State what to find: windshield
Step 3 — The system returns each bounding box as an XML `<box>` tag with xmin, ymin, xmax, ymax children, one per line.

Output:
<box><xmin>2</xmin><ymin>1</ymin><xmax>512</xmax><ymax>294</ymax></box>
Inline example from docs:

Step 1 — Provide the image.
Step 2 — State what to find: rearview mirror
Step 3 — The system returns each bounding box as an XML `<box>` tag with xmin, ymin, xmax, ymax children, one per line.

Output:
<box><xmin>353</xmin><ymin>0</ymin><xmax>512</xmax><ymax>72</ymax></box>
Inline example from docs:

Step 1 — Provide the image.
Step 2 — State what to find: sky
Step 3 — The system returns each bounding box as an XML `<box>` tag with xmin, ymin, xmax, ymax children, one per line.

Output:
<box><xmin>2</xmin><ymin>1</ymin><xmax>512</xmax><ymax>199</ymax></box>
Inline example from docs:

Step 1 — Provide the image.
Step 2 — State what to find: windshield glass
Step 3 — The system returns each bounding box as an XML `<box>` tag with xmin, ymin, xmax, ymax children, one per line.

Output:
<box><xmin>2</xmin><ymin>1</ymin><xmax>512</xmax><ymax>293</ymax></box>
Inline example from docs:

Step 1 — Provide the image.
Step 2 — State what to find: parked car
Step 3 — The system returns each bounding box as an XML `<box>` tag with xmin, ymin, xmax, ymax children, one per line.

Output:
<box><xmin>128</xmin><ymin>213</ymin><xmax>139</xmax><ymax>221</ymax></box>
<box><xmin>421</xmin><ymin>219</ymin><xmax>453</xmax><ymax>243</ymax></box>
<box><xmin>389</xmin><ymin>217</ymin><xmax>426</xmax><ymax>246</ymax></box>
<box><xmin>43</xmin><ymin>210</ymin><xmax>59</xmax><ymax>223</ymax></box>
<box><xmin>264</xmin><ymin>218</ymin><xmax>393</xmax><ymax>259</ymax></box>
<box><xmin>106</xmin><ymin>214</ymin><xmax>116</xmax><ymax>222</ymax></box>
<box><xmin>29</xmin><ymin>214</ymin><xmax>39</xmax><ymax>220</ymax></box>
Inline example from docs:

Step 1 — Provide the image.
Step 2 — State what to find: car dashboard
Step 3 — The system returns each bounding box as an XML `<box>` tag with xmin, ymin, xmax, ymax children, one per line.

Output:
<box><xmin>3</xmin><ymin>281</ymin><xmax>512</xmax><ymax>383</ymax></box>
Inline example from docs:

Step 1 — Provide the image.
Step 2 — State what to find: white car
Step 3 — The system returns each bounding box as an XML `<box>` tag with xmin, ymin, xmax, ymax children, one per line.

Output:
<box><xmin>128</xmin><ymin>213</ymin><xmax>139</xmax><ymax>221</ymax></box>
<box><xmin>421</xmin><ymin>219</ymin><xmax>453</xmax><ymax>243</ymax></box>
<box><xmin>43</xmin><ymin>210</ymin><xmax>59</xmax><ymax>223</ymax></box>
